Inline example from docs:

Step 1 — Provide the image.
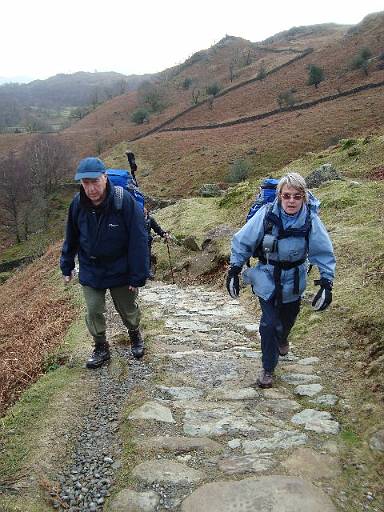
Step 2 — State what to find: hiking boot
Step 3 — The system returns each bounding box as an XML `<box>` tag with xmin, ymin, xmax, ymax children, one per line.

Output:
<box><xmin>86</xmin><ymin>340</ymin><xmax>110</xmax><ymax>369</ymax></box>
<box><xmin>129</xmin><ymin>328</ymin><xmax>144</xmax><ymax>359</ymax></box>
<box><xmin>278</xmin><ymin>341</ymin><xmax>289</xmax><ymax>356</ymax></box>
<box><xmin>256</xmin><ymin>369</ymin><xmax>274</xmax><ymax>389</ymax></box>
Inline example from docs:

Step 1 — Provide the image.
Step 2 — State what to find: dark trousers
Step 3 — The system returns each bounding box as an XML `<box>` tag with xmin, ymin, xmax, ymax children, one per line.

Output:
<box><xmin>258</xmin><ymin>297</ymin><xmax>301</xmax><ymax>373</ymax></box>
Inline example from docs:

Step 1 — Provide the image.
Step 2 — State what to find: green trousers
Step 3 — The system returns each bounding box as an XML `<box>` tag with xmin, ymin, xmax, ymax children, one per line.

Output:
<box><xmin>82</xmin><ymin>285</ymin><xmax>141</xmax><ymax>340</ymax></box>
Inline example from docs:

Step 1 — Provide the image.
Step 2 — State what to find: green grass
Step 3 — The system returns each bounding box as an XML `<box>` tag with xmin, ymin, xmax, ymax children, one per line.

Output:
<box><xmin>282</xmin><ymin>134</ymin><xmax>384</xmax><ymax>181</ymax></box>
<box><xmin>0</xmin><ymin>496</ymin><xmax>53</xmax><ymax>512</ymax></box>
<box><xmin>340</xmin><ymin>430</ymin><xmax>361</xmax><ymax>446</ymax></box>
<box><xmin>0</xmin><ymin>366</ymin><xmax>83</xmax><ymax>480</ymax></box>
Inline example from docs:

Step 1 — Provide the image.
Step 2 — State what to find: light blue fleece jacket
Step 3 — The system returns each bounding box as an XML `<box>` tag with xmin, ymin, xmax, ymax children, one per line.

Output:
<box><xmin>230</xmin><ymin>199</ymin><xmax>336</xmax><ymax>303</ymax></box>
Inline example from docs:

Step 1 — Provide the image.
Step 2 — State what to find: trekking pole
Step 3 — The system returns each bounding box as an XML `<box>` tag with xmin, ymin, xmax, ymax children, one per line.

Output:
<box><xmin>165</xmin><ymin>238</ymin><xmax>175</xmax><ymax>284</ymax></box>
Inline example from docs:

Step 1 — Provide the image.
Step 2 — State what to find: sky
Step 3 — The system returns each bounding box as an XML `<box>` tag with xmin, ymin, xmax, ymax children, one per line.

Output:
<box><xmin>1</xmin><ymin>0</ymin><xmax>383</xmax><ymax>82</ymax></box>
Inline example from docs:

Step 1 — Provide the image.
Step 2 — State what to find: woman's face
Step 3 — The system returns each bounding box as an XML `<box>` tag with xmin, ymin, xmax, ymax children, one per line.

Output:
<box><xmin>280</xmin><ymin>185</ymin><xmax>304</xmax><ymax>215</ymax></box>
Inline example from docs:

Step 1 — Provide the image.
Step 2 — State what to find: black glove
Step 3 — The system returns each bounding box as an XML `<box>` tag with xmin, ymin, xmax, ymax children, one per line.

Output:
<box><xmin>312</xmin><ymin>278</ymin><xmax>333</xmax><ymax>311</ymax></box>
<box><xmin>226</xmin><ymin>265</ymin><xmax>242</xmax><ymax>299</ymax></box>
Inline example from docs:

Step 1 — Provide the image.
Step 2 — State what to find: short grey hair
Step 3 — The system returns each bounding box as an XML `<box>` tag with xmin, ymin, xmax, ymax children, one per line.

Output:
<box><xmin>277</xmin><ymin>172</ymin><xmax>308</xmax><ymax>203</ymax></box>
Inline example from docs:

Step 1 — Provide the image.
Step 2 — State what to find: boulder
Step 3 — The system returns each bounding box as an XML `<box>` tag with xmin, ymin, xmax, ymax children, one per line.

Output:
<box><xmin>305</xmin><ymin>163</ymin><xmax>343</xmax><ymax>188</ymax></box>
<box><xmin>199</xmin><ymin>184</ymin><xmax>223</xmax><ymax>197</ymax></box>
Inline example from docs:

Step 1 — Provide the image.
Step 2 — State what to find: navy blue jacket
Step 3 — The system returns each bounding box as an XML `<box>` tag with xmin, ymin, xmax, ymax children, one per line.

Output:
<box><xmin>60</xmin><ymin>180</ymin><xmax>149</xmax><ymax>289</ymax></box>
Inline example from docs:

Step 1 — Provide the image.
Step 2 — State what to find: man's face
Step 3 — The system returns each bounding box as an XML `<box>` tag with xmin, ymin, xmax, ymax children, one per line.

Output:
<box><xmin>81</xmin><ymin>174</ymin><xmax>107</xmax><ymax>205</ymax></box>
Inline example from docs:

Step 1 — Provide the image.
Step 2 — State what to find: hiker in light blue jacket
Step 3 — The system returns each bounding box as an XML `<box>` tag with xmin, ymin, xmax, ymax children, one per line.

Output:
<box><xmin>226</xmin><ymin>172</ymin><xmax>336</xmax><ymax>388</ymax></box>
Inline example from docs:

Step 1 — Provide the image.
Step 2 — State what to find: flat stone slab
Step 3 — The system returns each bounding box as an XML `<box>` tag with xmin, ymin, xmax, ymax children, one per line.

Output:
<box><xmin>262</xmin><ymin>388</ymin><xmax>291</xmax><ymax>399</ymax></box>
<box><xmin>369</xmin><ymin>429</ymin><xmax>384</xmax><ymax>452</ymax></box>
<box><xmin>165</xmin><ymin>319</ymin><xmax>211</xmax><ymax>331</ymax></box>
<box><xmin>157</xmin><ymin>385</ymin><xmax>204</xmax><ymax>400</ymax></box>
<box><xmin>230</xmin><ymin>348</ymin><xmax>262</xmax><ymax>359</ymax></box>
<box><xmin>109</xmin><ymin>489</ymin><xmax>159</xmax><ymax>512</ymax></box>
<box><xmin>207</xmin><ymin>387</ymin><xmax>259</xmax><ymax>400</ymax></box>
<box><xmin>138</xmin><ymin>436</ymin><xmax>222</xmax><ymax>453</ymax></box>
<box><xmin>291</xmin><ymin>409</ymin><xmax>340</xmax><ymax>434</ymax></box>
<box><xmin>183</xmin><ymin>406</ymin><xmax>284</xmax><ymax>437</ymax></box>
<box><xmin>310</xmin><ymin>394</ymin><xmax>338</xmax><ymax>406</ymax></box>
<box><xmin>282</xmin><ymin>447</ymin><xmax>342</xmax><ymax>480</ymax></box>
<box><xmin>214</xmin><ymin>454</ymin><xmax>275</xmax><ymax>474</ymax></box>
<box><xmin>281</xmin><ymin>373</ymin><xmax>321</xmax><ymax>385</ymax></box>
<box><xmin>295</xmin><ymin>384</ymin><xmax>323</xmax><ymax>396</ymax></box>
<box><xmin>257</xmin><ymin>399</ymin><xmax>302</xmax><ymax>417</ymax></box>
<box><xmin>243</xmin><ymin>430</ymin><xmax>308</xmax><ymax>452</ymax></box>
<box><xmin>228</xmin><ymin>438</ymin><xmax>242</xmax><ymax>449</ymax></box>
<box><xmin>132</xmin><ymin>460</ymin><xmax>205</xmax><ymax>485</ymax></box>
<box><xmin>284</xmin><ymin>364</ymin><xmax>315</xmax><ymax>375</ymax></box>
<box><xmin>128</xmin><ymin>401</ymin><xmax>175</xmax><ymax>423</ymax></box>
<box><xmin>296</xmin><ymin>357</ymin><xmax>320</xmax><ymax>365</ymax></box>
<box><xmin>241</xmin><ymin>323</ymin><xmax>259</xmax><ymax>332</ymax></box>
<box><xmin>168</xmin><ymin>349</ymin><xmax>206</xmax><ymax>359</ymax></box>
<box><xmin>181</xmin><ymin>476</ymin><xmax>337</xmax><ymax>511</ymax></box>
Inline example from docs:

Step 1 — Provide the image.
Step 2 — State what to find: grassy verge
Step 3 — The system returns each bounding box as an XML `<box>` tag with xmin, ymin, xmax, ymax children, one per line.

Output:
<box><xmin>0</xmin><ymin>265</ymin><xmax>91</xmax><ymax>511</ymax></box>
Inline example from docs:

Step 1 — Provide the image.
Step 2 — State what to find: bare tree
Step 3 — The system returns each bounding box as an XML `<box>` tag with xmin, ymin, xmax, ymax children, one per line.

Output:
<box><xmin>22</xmin><ymin>135</ymin><xmax>70</xmax><ymax>228</ymax></box>
<box><xmin>137</xmin><ymin>81</ymin><xmax>166</xmax><ymax>112</ymax></box>
<box><xmin>90</xmin><ymin>87</ymin><xmax>99</xmax><ymax>109</ymax></box>
<box><xmin>191</xmin><ymin>87</ymin><xmax>201</xmax><ymax>105</ymax></box>
<box><xmin>229</xmin><ymin>49</ymin><xmax>239</xmax><ymax>82</ymax></box>
<box><xmin>0</xmin><ymin>152</ymin><xmax>32</xmax><ymax>242</ymax></box>
<box><xmin>118</xmin><ymin>79</ymin><xmax>127</xmax><ymax>95</ymax></box>
<box><xmin>243</xmin><ymin>49</ymin><xmax>252</xmax><ymax>66</ymax></box>
<box><xmin>229</xmin><ymin>60</ymin><xmax>236</xmax><ymax>83</ymax></box>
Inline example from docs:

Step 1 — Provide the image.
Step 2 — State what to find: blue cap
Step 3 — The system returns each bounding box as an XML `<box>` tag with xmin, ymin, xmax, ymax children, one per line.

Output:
<box><xmin>74</xmin><ymin>157</ymin><xmax>106</xmax><ymax>180</ymax></box>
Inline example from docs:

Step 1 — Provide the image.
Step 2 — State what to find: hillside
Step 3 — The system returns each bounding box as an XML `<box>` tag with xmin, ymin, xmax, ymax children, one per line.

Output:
<box><xmin>62</xmin><ymin>13</ymin><xmax>384</xmax><ymax>195</ymax></box>
<box><xmin>0</xmin><ymin>14</ymin><xmax>382</xmax><ymax>176</ymax></box>
<box><xmin>0</xmin><ymin>71</ymin><xmax>152</xmax><ymax>133</ymax></box>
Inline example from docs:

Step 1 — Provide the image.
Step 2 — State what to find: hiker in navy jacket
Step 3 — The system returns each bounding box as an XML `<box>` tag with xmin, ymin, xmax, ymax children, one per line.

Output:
<box><xmin>60</xmin><ymin>157</ymin><xmax>149</xmax><ymax>368</ymax></box>
<box><xmin>227</xmin><ymin>172</ymin><xmax>335</xmax><ymax>388</ymax></box>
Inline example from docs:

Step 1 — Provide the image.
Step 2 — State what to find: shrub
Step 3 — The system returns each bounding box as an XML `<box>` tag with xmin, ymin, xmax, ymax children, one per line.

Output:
<box><xmin>182</xmin><ymin>77</ymin><xmax>193</xmax><ymax>90</ymax></box>
<box><xmin>131</xmin><ymin>107</ymin><xmax>150</xmax><ymax>125</ymax></box>
<box><xmin>226</xmin><ymin>159</ymin><xmax>251</xmax><ymax>183</ymax></box>
<box><xmin>307</xmin><ymin>64</ymin><xmax>325</xmax><ymax>88</ymax></box>
<box><xmin>137</xmin><ymin>81</ymin><xmax>166</xmax><ymax>112</ymax></box>
<box><xmin>340</xmin><ymin>138</ymin><xmax>357</xmax><ymax>150</ymax></box>
<box><xmin>277</xmin><ymin>89</ymin><xmax>297</xmax><ymax>108</ymax></box>
<box><xmin>206</xmin><ymin>82</ymin><xmax>221</xmax><ymax>97</ymax></box>
<box><xmin>351</xmin><ymin>48</ymin><xmax>372</xmax><ymax>76</ymax></box>
<box><xmin>256</xmin><ymin>64</ymin><xmax>267</xmax><ymax>80</ymax></box>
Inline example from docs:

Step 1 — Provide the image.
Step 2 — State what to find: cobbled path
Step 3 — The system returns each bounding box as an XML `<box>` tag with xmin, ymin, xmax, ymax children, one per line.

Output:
<box><xmin>53</xmin><ymin>281</ymin><xmax>342</xmax><ymax>511</ymax></box>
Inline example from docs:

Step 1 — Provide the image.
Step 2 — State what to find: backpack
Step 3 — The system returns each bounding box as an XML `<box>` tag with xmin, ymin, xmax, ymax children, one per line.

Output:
<box><xmin>105</xmin><ymin>169</ymin><xmax>145</xmax><ymax>211</ymax></box>
<box><xmin>246</xmin><ymin>178</ymin><xmax>279</xmax><ymax>222</ymax></box>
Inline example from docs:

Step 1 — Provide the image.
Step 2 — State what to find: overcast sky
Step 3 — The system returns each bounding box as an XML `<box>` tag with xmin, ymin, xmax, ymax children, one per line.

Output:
<box><xmin>2</xmin><ymin>0</ymin><xmax>383</xmax><ymax>82</ymax></box>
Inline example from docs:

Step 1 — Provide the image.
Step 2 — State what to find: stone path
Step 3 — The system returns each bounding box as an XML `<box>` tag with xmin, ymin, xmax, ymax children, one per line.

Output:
<box><xmin>108</xmin><ymin>282</ymin><xmax>342</xmax><ymax>512</ymax></box>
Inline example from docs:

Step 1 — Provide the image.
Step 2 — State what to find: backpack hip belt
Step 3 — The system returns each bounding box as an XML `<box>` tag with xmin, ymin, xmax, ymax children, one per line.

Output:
<box><xmin>259</xmin><ymin>256</ymin><xmax>307</xmax><ymax>307</ymax></box>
